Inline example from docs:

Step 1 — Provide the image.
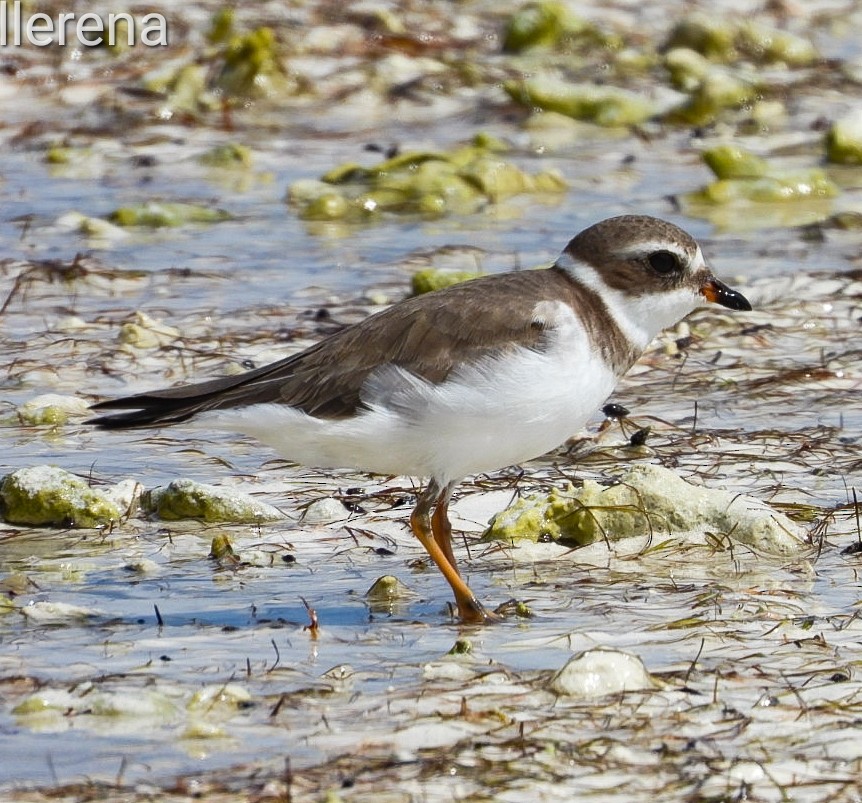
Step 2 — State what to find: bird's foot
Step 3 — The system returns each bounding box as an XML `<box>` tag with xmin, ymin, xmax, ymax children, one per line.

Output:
<box><xmin>455</xmin><ymin>595</ymin><xmax>503</xmax><ymax>625</ymax></box>
<box><xmin>492</xmin><ymin>598</ymin><xmax>534</xmax><ymax>619</ymax></box>
<box><xmin>455</xmin><ymin>596</ymin><xmax>532</xmax><ymax>625</ymax></box>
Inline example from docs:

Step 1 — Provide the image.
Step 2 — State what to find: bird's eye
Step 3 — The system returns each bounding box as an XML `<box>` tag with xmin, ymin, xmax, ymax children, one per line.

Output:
<box><xmin>647</xmin><ymin>250</ymin><xmax>680</xmax><ymax>274</ymax></box>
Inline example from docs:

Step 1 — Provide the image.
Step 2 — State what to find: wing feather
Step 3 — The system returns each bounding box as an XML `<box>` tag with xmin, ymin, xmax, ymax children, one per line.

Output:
<box><xmin>89</xmin><ymin>269</ymin><xmax>578</xmax><ymax>428</ymax></box>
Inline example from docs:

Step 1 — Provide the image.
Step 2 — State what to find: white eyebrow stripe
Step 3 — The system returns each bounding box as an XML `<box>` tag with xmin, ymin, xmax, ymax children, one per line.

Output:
<box><xmin>613</xmin><ymin>240</ymin><xmax>693</xmax><ymax>259</ymax></box>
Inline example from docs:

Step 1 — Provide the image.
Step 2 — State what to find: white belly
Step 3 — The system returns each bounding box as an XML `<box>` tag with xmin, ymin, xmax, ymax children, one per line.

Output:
<box><xmin>201</xmin><ymin>315</ymin><xmax>620</xmax><ymax>485</ymax></box>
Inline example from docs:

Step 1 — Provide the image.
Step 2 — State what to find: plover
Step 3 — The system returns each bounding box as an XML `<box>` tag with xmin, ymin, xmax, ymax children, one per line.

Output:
<box><xmin>89</xmin><ymin>215</ymin><xmax>751</xmax><ymax>623</ymax></box>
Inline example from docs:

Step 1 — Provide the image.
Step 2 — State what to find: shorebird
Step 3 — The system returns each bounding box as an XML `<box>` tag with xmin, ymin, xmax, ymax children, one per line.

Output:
<box><xmin>89</xmin><ymin>215</ymin><xmax>751</xmax><ymax>623</ymax></box>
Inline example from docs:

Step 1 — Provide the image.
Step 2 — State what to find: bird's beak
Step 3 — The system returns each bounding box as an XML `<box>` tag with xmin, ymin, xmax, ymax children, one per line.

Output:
<box><xmin>700</xmin><ymin>276</ymin><xmax>752</xmax><ymax>311</ymax></box>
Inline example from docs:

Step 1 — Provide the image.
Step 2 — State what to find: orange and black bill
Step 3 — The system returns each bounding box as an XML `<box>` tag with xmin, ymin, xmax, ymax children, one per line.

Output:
<box><xmin>701</xmin><ymin>277</ymin><xmax>751</xmax><ymax>311</ymax></box>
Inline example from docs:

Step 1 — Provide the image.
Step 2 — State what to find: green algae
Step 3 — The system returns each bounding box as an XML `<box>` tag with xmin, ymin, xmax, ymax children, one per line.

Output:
<box><xmin>108</xmin><ymin>201</ymin><xmax>232</xmax><ymax>228</ymax></box>
<box><xmin>502</xmin><ymin>1</ymin><xmax>595</xmax><ymax>53</ymax></box>
<box><xmin>197</xmin><ymin>143</ymin><xmax>253</xmax><ymax>168</ymax></box>
<box><xmin>117</xmin><ymin>311</ymin><xmax>181</xmax><ymax>349</ymax></box>
<box><xmin>216</xmin><ymin>26</ymin><xmax>284</xmax><ymax>99</ymax></box>
<box><xmin>684</xmin><ymin>145</ymin><xmax>838</xmax><ymax>217</ymax></box>
<box><xmin>504</xmin><ymin>76</ymin><xmax>655</xmax><ymax>127</ymax></box>
<box><xmin>142</xmin><ymin>478</ymin><xmax>284</xmax><ymax>523</ymax></box>
<box><xmin>485</xmin><ymin>464</ymin><xmax>807</xmax><ymax>556</ymax></box>
<box><xmin>664</xmin><ymin>15</ymin><xmax>818</xmax><ymax>66</ymax></box>
<box><xmin>209</xmin><ymin>533</ymin><xmax>236</xmax><ymax>561</ymax></box>
<box><xmin>0</xmin><ymin>466</ymin><xmax>121</xmax><ymax>528</ymax></box>
<box><xmin>365</xmin><ymin>575</ymin><xmax>412</xmax><ymax>603</ymax></box>
<box><xmin>447</xmin><ymin>638</ymin><xmax>473</xmax><ymax>656</ymax></box>
<box><xmin>695</xmin><ymin>173</ymin><xmax>836</xmax><ymax>204</ymax></box>
<box><xmin>16</xmin><ymin>395</ymin><xmax>90</xmax><ymax>427</ymax></box>
<box><xmin>207</xmin><ymin>7</ymin><xmax>234</xmax><ymax>45</ymax></box>
<box><xmin>701</xmin><ymin>145</ymin><xmax>769</xmax><ymax>179</ymax></box>
<box><xmin>826</xmin><ymin>111</ymin><xmax>862</xmax><ymax>165</ymax></box>
<box><xmin>288</xmin><ymin>142</ymin><xmax>566</xmax><ymax>222</ymax></box>
<box><xmin>662</xmin><ymin>50</ymin><xmax>759</xmax><ymax>125</ymax></box>
<box><xmin>411</xmin><ymin>268</ymin><xmax>484</xmax><ymax>295</ymax></box>
<box><xmin>147</xmin><ymin>63</ymin><xmax>215</xmax><ymax>114</ymax></box>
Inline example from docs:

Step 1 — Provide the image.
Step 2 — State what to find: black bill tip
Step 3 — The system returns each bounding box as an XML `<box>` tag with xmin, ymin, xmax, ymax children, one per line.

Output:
<box><xmin>701</xmin><ymin>277</ymin><xmax>752</xmax><ymax>311</ymax></box>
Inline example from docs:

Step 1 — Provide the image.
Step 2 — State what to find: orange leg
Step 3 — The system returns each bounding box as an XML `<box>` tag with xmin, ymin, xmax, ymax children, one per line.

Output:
<box><xmin>411</xmin><ymin>481</ymin><xmax>495</xmax><ymax>624</ymax></box>
<box><xmin>431</xmin><ymin>483</ymin><xmax>457</xmax><ymax>573</ymax></box>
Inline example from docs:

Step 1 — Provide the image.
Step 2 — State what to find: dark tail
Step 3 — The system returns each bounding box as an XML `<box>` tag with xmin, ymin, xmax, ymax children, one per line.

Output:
<box><xmin>87</xmin><ymin>360</ymin><xmax>294</xmax><ymax>430</ymax></box>
<box><xmin>87</xmin><ymin>398</ymin><xmax>202</xmax><ymax>429</ymax></box>
<box><xmin>88</xmin><ymin>382</ymin><xmax>232</xmax><ymax>429</ymax></box>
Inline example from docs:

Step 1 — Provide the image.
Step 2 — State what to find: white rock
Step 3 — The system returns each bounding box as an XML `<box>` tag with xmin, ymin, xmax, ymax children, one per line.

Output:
<box><xmin>550</xmin><ymin>648</ymin><xmax>654</xmax><ymax>698</ymax></box>
<box><xmin>17</xmin><ymin>394</ymin><xmax>90</xmax><ymax>424</ymax></box>
<box><xmin>103</xmin><ymin>478</ymin><xmax>143</xmax><ymax>512</ymax></box>
<box><xmin>422</xmin><ymin>661</ymin><xmax>477</xmax><ymax>682</ymax></box>
<box><xmin>302</xmin><ymin>497</ymin><xmax>350</xmax><ymax>524</ymax></box>
<box><xmin>21</xmin><ymin>600</ymin><xmax>100</xmax><ymax>623</ymax></box>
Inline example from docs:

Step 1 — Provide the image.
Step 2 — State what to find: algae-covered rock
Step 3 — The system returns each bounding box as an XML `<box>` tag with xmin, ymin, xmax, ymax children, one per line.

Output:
<box><xmin>146</xmin><ymin>63</ymin><xmax>215</xmax><ymax>115</ymax></box>
<box><xmin>664</xmin><ymin>15</ymin><xmax>737</xmax><ymax>62</ymax></box>
<box><xmin>502</xmin><ymin>1</ymin><xmax>595</xmax><ymax>53</ymax></box>
<box><xmin>663</xmin><ymin>51</ymin><xmax>758</xmax><ymax>125</ymax></box>
<box><xmin>142</xmin><ymin>478</ymin><xmax>283</xmax><ymax>523</ymax></box>
<box><xmin>677</xmin><ymin>70</ymin><xmax>757</xmax><ymax>125</ymax></box>
<box><xmin>505</xmin><ymin>76</ymin><xmax>655</xmax><ymax>127</ymax></box>
<box><xmin>286</xmin><ymin>178</ymin><xmax>338</xmax><ymax>207</ymax></box>
<box><xmin>0</xmin><ymin>595</ymin><xmax>16</xmax><ymax>616</ymax></box>
<box><xmin>300</xmin><ymin>191</ymin><xmax>351</xmax><ymax>221</ymax></box>
<box><xmin>523</xmin><ymin>110</ymin><xmax>623</xmax><ymax>151</ymax></box>
<box><xmin>118</xmin><ymin>311</ymin><xmax>181</xmax><ymax>349</ymax></box>
<box><xmin>209</xmin><ymin>533</ymin><xmax>236</xmax><ymax>560</ymax></box>
<box><xmin>460</xmin><ymin>158</ymin><xmax>531</xmax><ymax>202</ymax></box>
<box><xmin>411</xmin><ymin>268</ymin><xmax>484</xmax><ymax>295</ymax></box>
<box><xmin>146</xmin><ymin>21</ymin><xmax>289</xmax><ymax>116</ymax></box>
<box><xmin>20</xmin><ymin>601</ymin><xmax>100</xmax><ymax>624</ymax></box>
<box><xmin>694</xmin><ymin>172</ymin><xmax>836</xmax><ymax>204</ymax></box>
<box><xmin>0</xmin><ymin>466</ymin><xmax>121</xmax><ymax>528</ymax></box>
<box><xmin>447</xmin><ymin>638</ymin><xmax>473</xmax><ymax>656</ymax></box>
<box><xmin>664</xmin><ymin>15</ymin><xmax>817</xmax><ymax>66</ymax></box>
<box><xmin>288</xmin><ymin>142</ymin><xmax>566</xmax><ymax>222</ymax></box>
<box><xmin>826</xmin><ymin>110</ymin><xmax>862</xmax><ymax>166</ymax></box>
<box><xmin>683</xmin><ymin>146</ymin><xmax>838</xmax><ymax>229</ymax></box>
<box><xmin>550</xmin><ymin>649</ymin><xmax>654</xmax><ymax>698</ymax></box>
<box><xmin>366</xmin><ymin>575</ymin><xmax>412</xmax><ymax>603</ymax></box>
<box><xmin>701</xmin><ymin>145</ymin><xmax>769</xmax><ymax>179</ymax></box>
<box><xmin>736</xmin><ymin>21</ymin><xmax>818</xmax><ymax>67</ymax></box>
<box><xmin>207</xmin><ymin>7</ymin><xmax>234</xmax><ymax>44</ymax></box>
<box><xmin>471</xmin><ymin>132</ymin><xmax>510</xmax><ymax>152</ymax></box>
<box><xmin>365</xmin><ymin>575</ymin><xmax>415</xmax><ymax>615</ymax></box>
<box><xmin>13</xmin><ymin>689</ymin><xmax>79</xmax><ymax>716</ymax></box>
<box><xmin>197</xmin><ymin>143</ymin><xmax>253</xmax><ymax>168</ymax></box>
<box><xmin>485</xmin><ymin>463</ymin><xmax>807</xmax><ymax>556</ymax></box>
<box><xmin>17</xmin><ymin>394</ymin><xmax>90</xmax><ymax>426</ymax></box>
<box><xmin>188</xmin><ymin>683</ymin><xmax>251</xmax><ymax>712</ymax></box>
<box><xmin>56</xmin><ymin>211</ymin><xmax>130</xmax><ymax>241</ymax></box>
<box><xmin>14</xmin><ymin>687</ymin><xmax>178</xmax><ymax>720</ymax></box>
<box><xmin>215</xmin><ymin>26</ymin><xmax>285</xmax><ymax>99</ymax></box>
<box><xmin>108</xmin><ymin>202</ymin><xmax>232</xmax><ymax>228</ymax></box>
<box><xmin>45</xmin><ymin>146</ymin><xmax>75</xmax><ymax>165</ymax></box>
<box><xmin>688</xmin><ymin>146</ymin><xmax>838</xmax><ymax>206</ymax></box>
